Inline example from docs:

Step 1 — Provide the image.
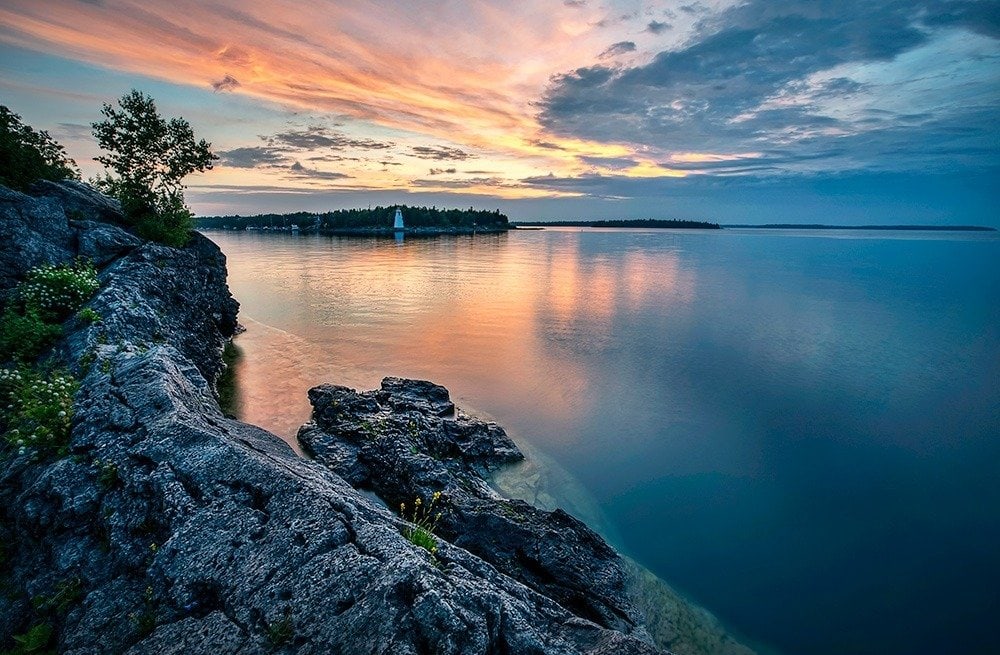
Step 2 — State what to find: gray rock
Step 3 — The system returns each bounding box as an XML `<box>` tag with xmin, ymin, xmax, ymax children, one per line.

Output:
<box><xmin>0</xmin><ymin>184</ymin><xmax>75</xmax><ymax>291</ymax></box>
<box><xmin>298</xmin><ymin>380</ymin><xmax>654</xmax><ymax>644</ymax></box>
<box><xmin>29</xmin><ymin>179</ymin><xmax>125</xmax><ymax>224</ymax></box>
<box><xmin>0</xmin><ymin>180</ymin><xmax>133</xmax><ymax>291</ymax></box>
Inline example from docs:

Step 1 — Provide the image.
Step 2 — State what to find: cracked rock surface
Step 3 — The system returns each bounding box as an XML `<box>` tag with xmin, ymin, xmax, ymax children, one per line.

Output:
<box><xmin>299</xmin><ymin>379</ymin><xmax>654</xmax><ymax>643</ymax></box>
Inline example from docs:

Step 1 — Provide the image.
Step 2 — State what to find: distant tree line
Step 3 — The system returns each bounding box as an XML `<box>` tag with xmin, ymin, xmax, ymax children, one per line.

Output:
<box><xmin>515</xmin><ymin>218</ymin><xmax>721</xmax><ymax>229</ymax></box>
<box><xmin>726</xmin><ymin>223</ymin><xmax>996</xmax><ymax>231</ymax></box>
<box><xmin>196</xmin><ymin>206</ymin><xmax>510</xmax><ymax>230</ymax></box>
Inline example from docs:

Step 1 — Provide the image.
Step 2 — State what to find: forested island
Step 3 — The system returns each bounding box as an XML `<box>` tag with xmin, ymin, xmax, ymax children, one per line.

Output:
<box><xmin>196</xmin><ymin>205</ymin><xmax>510</xmax><ymax>234</ymax></box>
<box><xmin>514</xmin><ymin>219</ymin><xmax>721</xmax><ymax>229</ymax></box>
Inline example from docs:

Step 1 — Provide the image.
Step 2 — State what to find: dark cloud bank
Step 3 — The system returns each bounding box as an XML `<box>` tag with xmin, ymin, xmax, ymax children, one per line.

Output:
<box><xmin>540</xmin><ymin>0</ymin><xmax>1000</xmax><ymax>176</ymax></box>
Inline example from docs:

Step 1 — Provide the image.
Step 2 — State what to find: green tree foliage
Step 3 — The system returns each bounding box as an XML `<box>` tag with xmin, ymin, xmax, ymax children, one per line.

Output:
<box><xmin>92</xmin><ymin>90</ymin><xmax>217</xmax><ymax>247</ymax></box>
<box><xmin>0</xmin><ymin>106</ymin><xmax>79</xmax><ymax>191</ymax></box>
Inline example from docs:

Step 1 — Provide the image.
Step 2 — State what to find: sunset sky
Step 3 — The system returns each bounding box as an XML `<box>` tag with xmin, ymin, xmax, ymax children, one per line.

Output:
<box><xmin>1</xmin><ymin>0</ymin><xmax>997</xmax><ymax>224</ymax></box>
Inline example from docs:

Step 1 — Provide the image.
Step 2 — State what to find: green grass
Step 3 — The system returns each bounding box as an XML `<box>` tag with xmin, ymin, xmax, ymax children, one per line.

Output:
<box><xmin>399</xmin><ymin>491</ymin><xmax>446</xmax><ymax>559</ymax></box>
<box><xmin>266</xmin><ymin>607</ymin><xmax>294</xmax><ymax>648</ymax></box>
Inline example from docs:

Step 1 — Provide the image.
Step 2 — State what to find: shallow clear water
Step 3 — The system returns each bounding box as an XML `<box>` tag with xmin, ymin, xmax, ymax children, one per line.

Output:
<box><xmin>208</xmin><ymin>227</ymin><xmax>1000</xmax><ymax>655</ymax></box>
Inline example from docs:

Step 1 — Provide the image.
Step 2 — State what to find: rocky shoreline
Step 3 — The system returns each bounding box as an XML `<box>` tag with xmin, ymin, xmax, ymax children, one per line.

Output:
<box><xmin>1</xmin><ymin>181</ymin><xmax>753</xmax><ymax>654</ymax></box>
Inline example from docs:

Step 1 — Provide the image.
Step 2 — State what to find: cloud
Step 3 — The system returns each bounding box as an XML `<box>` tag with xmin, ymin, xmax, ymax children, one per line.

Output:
<box><xmin>428</xmin><ymin>168</ymin><xmax>457</xmax><ymax>175</ymax></box>
<box><xmin>5</xmin><ymin>0</ymin><xmax>999</xmax><ymax>214</ymax></box>
<box><xmin>266</xmin><ymin>126</ymin><xmax>394</xmax><ymax>151</ymax></box>
<box><xmin>219</xmin><ymin>132</ymin><xmax>386</xmax><ymax>170</ymax></box>
<box><xmin>0</xmin><ymin>0</ymin><xmax>619</xmax><ymax>166</ymax></box>
<box><xmin>563</xmin><ymin>0</ymin><xmax>586</xmax><ymax>6</ymax></box>
<box><xmin>528</xmin><ymin>140</ymin><xmax>568</xmax><ymax>151</ymax></box>
<box><xmin>307</xmin><ymin>154</ymin><xmax>358</xmax><ymax>163</ymax></box>
<box><xmin>923</xmin><ymin>0</ymin><xmax>1000</xmax><ymax>38</ymax></box>
<box><xmin>646</xmin><ymin>21</ymin><xmax>670</xmax><ymax>34</ymax></box>
<box><xmin>54</xmin><ymin>122</ymin><xmax>92</xmax><ymax>140</ymax></box>
<box><xmin>217</xmin><ymin>146</ymin><xmax>288</xmax><ymax>168</ymax></box>
<box><xmin>411</xmin><ymin>145</ymin><xmax>473</xmax><ymax>160</ymax></box>
<box><xmin>578</xmin><ymin>155</ymin><xmax>637</xmax><ymax>170</ymax></box>
<box><xmin>598</xmin><ymin>41</ymin><xmax>636</xmax><ymax>59</ymax></box>
<box><xmin>211</xmin><ymin>74</ymin><xmax>241</xmax><ymax>92</ymax></box>
<box><xmin>539</xmin><ymin>0</ymin><xmax>1000</xmax><ymax>174</ymax></box>
<box><xmin>411</xmin><ymin>176</ymin><xmax>512</xmax><ymax>189</ymax></box>
<box><xmin>288</xmin><ymin>160</ymin><xmax>351</xmax><ymax>180</ymax></box>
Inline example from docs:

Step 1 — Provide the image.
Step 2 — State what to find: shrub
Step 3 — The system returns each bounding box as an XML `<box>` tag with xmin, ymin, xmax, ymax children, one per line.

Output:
<box><xmin>75</xmin><ymin>307</ymin><xmax>101</xmax><ymax>325</ymax></box>
<box><xmin>0</xmin><ymin>367</ymin><xmax>79</xmax><ymax>458</ymax></box>
<box><xmin>0</xmin><ymin>309</ymin><xmax>62</xmax><ymax>363</ymax></box>
<box><xmin>132</xmin><ymin>190</ymin><xmax>194</xmax><ymax>248</ymax></box>
<box><xmin>266</xmin><ymin>607</ymin><xmax>294</xmax><ymax>648</ymax></box>
<box><xmin>19</xmin><ymin>261</ymin><xmax>99</xmax><ymax>322</ymax></box>
<box><xmin>128</xmin><ymin>586</ymin><xmax>157</xmax><ymax>639</ymax></box>
<box><xmin>3</xmin><ymin>622</ymin><xmax>53</xmax><ymax>654</ymax></box>
<box><xmin>0</xmin><ymin>105</ymin><xmax>78</xmax><ymax>192</ymax></box>
<box><xmin>32</xmin><ymin>576</ymin><xmax>83</xmax><ymax>614</ymax></box>
<box><xmin>0</xmin><ymin>260</ymin><xmax>99</xmax><ymax>362</ymax></box>
<box><xmin>94</xmin><ymin>459</ymin><xmax>119</xmax><ymax>490</ymax></box>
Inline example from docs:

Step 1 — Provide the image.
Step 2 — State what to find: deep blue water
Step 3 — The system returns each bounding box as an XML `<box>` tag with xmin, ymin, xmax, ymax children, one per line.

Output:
<box><xmin>209</xmin><ymin>227</ymin><xmax>1000</xmax><ymax>655</ymax></box>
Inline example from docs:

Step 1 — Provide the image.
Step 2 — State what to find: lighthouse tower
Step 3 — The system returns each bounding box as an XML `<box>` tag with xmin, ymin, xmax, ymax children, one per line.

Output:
<box><xmin>393</xmin><ymin>208</ymin><xmax>404</xmax><ymax>230</ymax></box>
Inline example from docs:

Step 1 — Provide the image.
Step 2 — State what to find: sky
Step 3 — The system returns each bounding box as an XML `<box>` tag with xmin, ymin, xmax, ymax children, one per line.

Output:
<box><xmin>1</xmin><ymin>0</ymin><xmax>998</xmax><ymax>224</ymax></box>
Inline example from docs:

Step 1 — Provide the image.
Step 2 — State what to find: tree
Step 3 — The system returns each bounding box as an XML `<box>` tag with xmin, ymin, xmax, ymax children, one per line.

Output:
<box><xmin>92</xmin><ymin>90</ymin><xmax>217</xmax><ymax>247</ymax></box>
<box><xmin>0</xmin><ymin>105</ymin><xmax>79</xmax><ymax>191</ymax></box>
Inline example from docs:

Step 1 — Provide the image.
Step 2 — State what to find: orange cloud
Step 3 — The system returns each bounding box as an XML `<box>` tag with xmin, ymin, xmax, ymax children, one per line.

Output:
<box><xmin>0</xmin><ymin>1</ymin><xmax>706</xmax><ymax>197</ymax></box>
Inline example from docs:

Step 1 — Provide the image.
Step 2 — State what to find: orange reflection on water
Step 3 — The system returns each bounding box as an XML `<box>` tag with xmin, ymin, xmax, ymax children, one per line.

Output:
<box><xmin>213</xmin><ymin>231</ymin><xmax>696</xmax><ymax>450</ymax></box>
<box><xmin>620</xmin><ymin>249</ymin><xmax>695</xmax><ymax>312</ymax></box>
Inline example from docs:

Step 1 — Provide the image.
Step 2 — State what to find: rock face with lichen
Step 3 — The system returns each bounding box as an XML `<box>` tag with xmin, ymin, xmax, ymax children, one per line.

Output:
<box><xmin>0</xmin><ymin>180</ymin><xmax>664</xmax><ymax>654</ymax></box>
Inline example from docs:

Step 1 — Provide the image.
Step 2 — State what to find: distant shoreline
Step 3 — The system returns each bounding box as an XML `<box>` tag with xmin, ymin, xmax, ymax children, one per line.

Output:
<box><xmin>724</xmin><ymin>224</ymin><xmax>996</xmax><ymax>231</ymax></box>
<box><xmin>514</xmin><ymin>219</ymin><xmax>721</xmax><ymax>229</ymax></box>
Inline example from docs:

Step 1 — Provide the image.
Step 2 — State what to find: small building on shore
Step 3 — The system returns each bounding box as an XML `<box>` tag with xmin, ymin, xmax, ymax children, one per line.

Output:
<box><xmin>393</xmin><ymin>208</ymin><xmax>404</xmax><ymax>230</ymax></box>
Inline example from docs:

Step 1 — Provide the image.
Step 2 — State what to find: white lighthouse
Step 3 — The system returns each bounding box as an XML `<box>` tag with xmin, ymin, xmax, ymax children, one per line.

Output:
<box><xmin>393</xmin><ymin>208</ymin><xmax>404</xmax><ymax>230</ymax></box>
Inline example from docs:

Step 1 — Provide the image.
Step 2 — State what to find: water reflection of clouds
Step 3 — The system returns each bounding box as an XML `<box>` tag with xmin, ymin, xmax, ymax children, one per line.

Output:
<box><xmin>537</xmin><ymin>234</ymin><xmax>696</xmax><ymax>355</ymax></box>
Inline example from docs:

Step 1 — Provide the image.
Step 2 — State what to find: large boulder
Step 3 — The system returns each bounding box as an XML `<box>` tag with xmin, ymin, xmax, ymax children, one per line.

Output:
<box><xmin>0</xmin><ymin>180</ymin><xmax>135</xmax><ymax>292</ymax></box>
<box><xmin>298</xmin><ymin>379</ymin><xmax>654</xmax><ymax>644</ymax></box>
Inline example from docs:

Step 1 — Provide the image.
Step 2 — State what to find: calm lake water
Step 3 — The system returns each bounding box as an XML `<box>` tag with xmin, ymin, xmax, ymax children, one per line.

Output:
<box><xmin>207</xmin><ymin>227</ymin><xmax>1000</xmax><ymax>655</ymax></box>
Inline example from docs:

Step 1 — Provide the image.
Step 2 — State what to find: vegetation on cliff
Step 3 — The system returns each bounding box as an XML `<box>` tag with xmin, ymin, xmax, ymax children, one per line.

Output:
<box><xmin>0</xmin><ymin>261</ymin><xmax>99</xmax><ymax>364</ymax></box>
<box><xmin>92</xmin><ymin>90</ymin><xmax>217</xmax><ymax>247</ymax></box>
<box><xmin>0</xmin><ymin>106</ymin><xmax>79</xmax><ymax>192</ymax></box>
